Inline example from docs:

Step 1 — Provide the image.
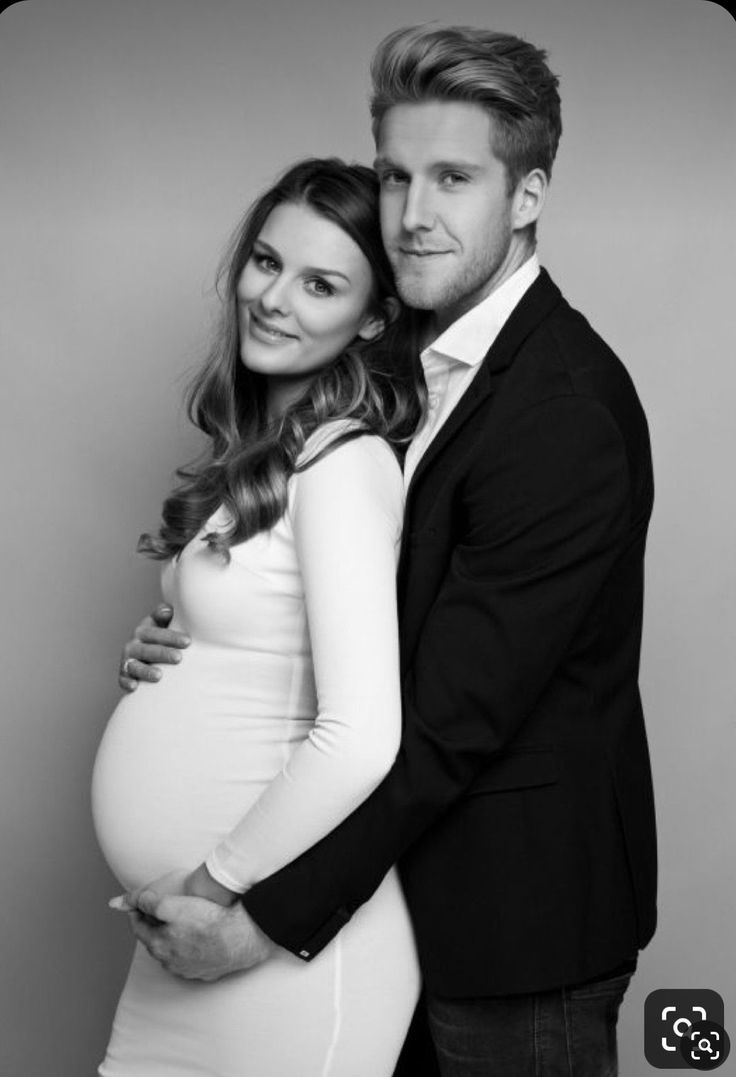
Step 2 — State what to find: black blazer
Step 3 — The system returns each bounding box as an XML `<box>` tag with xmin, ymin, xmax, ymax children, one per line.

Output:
<box><xmin>243</xmin><ymin>269</ymin><xmax>657</xmax><ymax>996</ymax></box>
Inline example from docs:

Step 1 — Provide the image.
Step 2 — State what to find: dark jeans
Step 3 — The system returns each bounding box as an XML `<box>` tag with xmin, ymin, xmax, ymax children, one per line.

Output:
<box><xmin>425</xmin><ymin>966</ymin><xmax>635</xmax><ymax>1077</ymax></box>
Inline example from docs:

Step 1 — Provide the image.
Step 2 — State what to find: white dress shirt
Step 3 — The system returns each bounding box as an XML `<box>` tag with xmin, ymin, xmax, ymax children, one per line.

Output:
<box><xmin>403</xmin><ymin>254</ymin><xmax>540</xmax><ymax>489</ymax></box>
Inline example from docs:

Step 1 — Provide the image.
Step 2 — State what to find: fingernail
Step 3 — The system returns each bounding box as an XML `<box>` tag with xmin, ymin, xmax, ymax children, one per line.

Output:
<box><xmin>173</xmin><ymin>652</ymin><xmax>182</xmax><ymax>663</ymax></box>
<box><xmin>181</xmin><ymin>636</ymin><xmax>191</xmax><ymax>646</ymax></box>
<box><xmin>109</xmin><ymin>895</ymin><xmax>133</xmax><ymax>911</ymax></box>
<box><xmin>153</xmin><ymin>669</ymin><xmax>162</xmax><ymax>680</ymax></box>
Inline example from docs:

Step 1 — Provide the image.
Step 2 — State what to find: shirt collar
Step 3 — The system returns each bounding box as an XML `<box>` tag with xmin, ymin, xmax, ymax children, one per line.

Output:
<box><xmin>421</xmin><ymin>253</ymin><xmax>540</xmax><ymax>369</ymax></box>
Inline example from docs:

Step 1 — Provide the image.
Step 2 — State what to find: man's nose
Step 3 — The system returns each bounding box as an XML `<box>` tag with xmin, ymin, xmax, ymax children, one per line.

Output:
<box><xmin>401</xmin><ymin>181</ymin><xmax>434</xmax><ymax>233</ymax></box>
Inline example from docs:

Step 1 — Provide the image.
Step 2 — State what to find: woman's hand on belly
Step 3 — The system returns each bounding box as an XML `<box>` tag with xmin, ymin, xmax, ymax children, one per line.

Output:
<box><xmin>116</xmin><ymin>868</ymin><xmax>192</xmax><ymax>913</ymax></box>
<box><xmin>118</xmin><ymin>604</ymin><xmax>191</xmax><ymax>693</ymax></box>
<box><xmin>123</xmin><ymin>865</ymin><xmax>237</xmax><ymax>916</ymax></box>
<box><xmin>184</xmin><ymin>862</ymin><xmax>239</xmax><ymax>906</ymax></box>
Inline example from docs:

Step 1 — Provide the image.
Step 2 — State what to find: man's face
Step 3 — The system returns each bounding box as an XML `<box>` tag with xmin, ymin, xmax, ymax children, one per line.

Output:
<box><xmin>375</xmin><ymin>101</ymin><xmax>520</xmax><ymax>331</ymax></box>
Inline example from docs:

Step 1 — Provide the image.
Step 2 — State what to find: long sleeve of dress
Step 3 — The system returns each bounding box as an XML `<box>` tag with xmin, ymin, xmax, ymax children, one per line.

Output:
<box><xmin>205</xmin><ymin>431</ymin><xmax>405</xmax><ymax>892</ymax></box>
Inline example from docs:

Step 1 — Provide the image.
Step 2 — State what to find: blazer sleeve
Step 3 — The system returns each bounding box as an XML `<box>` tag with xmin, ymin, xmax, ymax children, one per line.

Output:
<box><xmin>242</xmin><ymin>394</ymin><xmax>632</xmax><ymax>959</ymax></box>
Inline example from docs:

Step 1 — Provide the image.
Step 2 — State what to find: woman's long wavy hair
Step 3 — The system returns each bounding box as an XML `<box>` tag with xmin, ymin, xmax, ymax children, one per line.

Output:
<box><xmin>139</xmin><ymin>157</ymin><xmax>427</xmax><ymax>562</ymax></box>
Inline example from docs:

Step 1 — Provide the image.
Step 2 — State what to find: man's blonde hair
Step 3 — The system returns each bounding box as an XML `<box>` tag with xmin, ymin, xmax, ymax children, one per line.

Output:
<box><xmin>370</xmin><ymin>25</ymin><xmax>562</xmax><ymax>191</ymax></box>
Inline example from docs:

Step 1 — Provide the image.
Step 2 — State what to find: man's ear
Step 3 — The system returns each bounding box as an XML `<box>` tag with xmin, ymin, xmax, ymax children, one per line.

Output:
<box><xmin>357</xmin><ymin>296</ymin><xmax>401</xmax><ymax>341</ymax></box>
<box><xmin>511</xmin><ymin>168</ymin><xmax>548</xmax><ymax>231</ymax></box>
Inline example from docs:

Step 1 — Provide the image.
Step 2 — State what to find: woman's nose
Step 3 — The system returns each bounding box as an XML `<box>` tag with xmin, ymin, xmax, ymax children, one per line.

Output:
<box><xmin>258</xmin><ymin>276</ymin><xmax>290</xmax><ymax>315</ymax></box>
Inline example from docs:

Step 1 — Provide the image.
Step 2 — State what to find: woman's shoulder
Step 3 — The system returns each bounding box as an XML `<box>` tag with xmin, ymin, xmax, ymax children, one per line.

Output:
<box><xmin>291</xmin><ymin>420</ymin><xmax>404</xmax><ymax>513</ymax></box>
<box><xmin>298</xmin><ymin>419</ymin><xmax>401</xmax><ymax>475</ymax></box>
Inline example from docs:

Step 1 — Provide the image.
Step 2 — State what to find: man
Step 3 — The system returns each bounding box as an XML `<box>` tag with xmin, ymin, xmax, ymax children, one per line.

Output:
<box><xmin>122</xmin><ymin>25</ymin><xmax>656</xmax><ymax>1075</ymax></box>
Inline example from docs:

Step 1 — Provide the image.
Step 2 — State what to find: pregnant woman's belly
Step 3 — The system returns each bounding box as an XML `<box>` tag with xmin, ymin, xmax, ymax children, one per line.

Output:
<box><xmin>91</xmin><ymin>644</ymin><xmax>316</xmax><ymax>890</ymax></box>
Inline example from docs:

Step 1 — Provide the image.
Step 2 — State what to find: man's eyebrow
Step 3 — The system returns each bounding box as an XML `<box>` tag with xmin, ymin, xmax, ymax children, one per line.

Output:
<box><xmin>431</xmin><ymin>160</ymin><xmax>483</xmax><ymax>175</ymax></box>
<box><xmin>253</xmin><ymin>239</ymin><xmax>350</xmax><ymax>283</ymax></box>
<box><xmin>373</xmin><ymin>157</ymin><xmax>483</xmax><ymax>175</ymax></box>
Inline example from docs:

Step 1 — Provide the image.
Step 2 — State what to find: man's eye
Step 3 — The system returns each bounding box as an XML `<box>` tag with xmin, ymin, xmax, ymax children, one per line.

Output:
<box><xmin>380</xmin><ymin>171</ymin><xmax>408</xmax><ymax>187</ymax></box>
<box><xmin>440</xmin><ymin>173</ymin><xmax>468</xmax><ymax>188</ymax></box>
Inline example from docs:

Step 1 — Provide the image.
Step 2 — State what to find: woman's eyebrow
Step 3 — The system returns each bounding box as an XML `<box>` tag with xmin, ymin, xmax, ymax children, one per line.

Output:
<box><xmin>303</xmin><ymin>266</ymin><xmax>351</xmax><ymax>283</ymax></box>
<box><xmin>253</xmin><ymin>239</ymin><xmax>280</xmax><ymax>256</ymax></box>
<box><xmin>255</xmin><ymin>240</ymin><xmax>351</xmax><ymax>284</ymax></box>
<box><xmin>256</xmin><ymin>240</ymin><xmax>351</xmax><ymax>282</ymax></box>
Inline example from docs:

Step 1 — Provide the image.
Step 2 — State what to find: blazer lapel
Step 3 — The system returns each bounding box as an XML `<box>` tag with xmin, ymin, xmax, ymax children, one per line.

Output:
<box><xmin>405</xmin><ymin>268</ymin><xmax>564</xmax><ymax>508</ymax></box>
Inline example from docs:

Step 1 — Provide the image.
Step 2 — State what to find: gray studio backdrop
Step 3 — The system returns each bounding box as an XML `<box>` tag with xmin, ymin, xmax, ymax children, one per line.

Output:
<box><xmin>1</xmin><ymin>1</ymin><xmax>734</xmax><ymax>1073</ymax></box>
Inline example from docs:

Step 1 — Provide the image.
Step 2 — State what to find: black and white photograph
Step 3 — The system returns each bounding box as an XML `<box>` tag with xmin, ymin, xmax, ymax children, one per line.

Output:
<box><xmin>1</xmin><ymin>1</ymin><xmax>734</xmax><ymax>1074</ymax></box>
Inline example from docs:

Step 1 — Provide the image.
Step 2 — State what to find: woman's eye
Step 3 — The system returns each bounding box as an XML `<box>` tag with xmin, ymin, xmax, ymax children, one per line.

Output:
<box><xmin>253</xmin><ymin>252</ymin><xmax>278</xmax><ymax>272</ymax></box>
<box><xmin>306</xmin><ymin>278</ymin><xmax>334</xmax><ymax>297</ymax></box>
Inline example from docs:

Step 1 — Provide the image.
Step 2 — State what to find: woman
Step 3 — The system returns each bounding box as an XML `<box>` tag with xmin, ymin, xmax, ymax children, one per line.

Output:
<box><xmin>91</xmin><ymin>158</ymin><xmax>425</xmax><ymax>1076</ymax></box>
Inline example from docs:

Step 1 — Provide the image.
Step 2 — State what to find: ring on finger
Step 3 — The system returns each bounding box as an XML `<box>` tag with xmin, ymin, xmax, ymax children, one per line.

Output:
<box><xmin>121</xmin><ymin>657</ymin><xmax>135</xmax><ymax>677</ymax></box>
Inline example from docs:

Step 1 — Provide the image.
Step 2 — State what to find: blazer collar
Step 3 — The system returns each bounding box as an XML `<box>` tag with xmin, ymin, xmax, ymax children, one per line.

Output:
<box><xmin>405</xmin><ymin>268</ymin><xmax>563</xmax><ymax>502</ymax></box>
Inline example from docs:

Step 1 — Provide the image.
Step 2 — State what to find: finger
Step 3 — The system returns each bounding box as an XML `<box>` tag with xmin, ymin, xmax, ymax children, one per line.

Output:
<box><xmin>136</xmin><ymin>887</ymin><xmax>165</xmax><ymax>920</ymax></box>
<box><xmin>130</xmin><ymin>644</ymin><xmax>171</xmax><ymax>669</ymax></box>
<box><xmin>121</xmin><ymin>657</ymin><xmax>163</xmax><ymax>683</ymax></box>
<box><xmin>128</xmin><ymin>910</ymin><xmax>156</xmax><ymax>947</ymax></box>
<box><xmin>157</xmin><ymin>894</ymin><xmax>221</xmax><ymax>924</ymax></box>
<box><xmin>126</xmin><ymin>885</ymin><xmax>143</xmax><ymax>907</ymax></box>
<box><xmin>131</xmin><ymin>639</ymin><xmax>186</xmax><ymax>664</ymax></box>
<box><xmin>136</xmin><ymin>625</ymin><xmax>191</xmax><ymax>649</ymax></box>
<box><xmin>152</xmin><ymin>603</ymin><xmax>174</xmax><ymax>627</ymax></box>
<box><xmin>109</xmin><ymin>894</ymin><xmax>134</xmax><ymax>911</ymax></box>
<box><xmin>152</xmin><ymin>895</ymin><xmax>191</xmax><ymax>925</ymax></box>
<box><xmin>118</xmin><ymin>675</ymin><xmax>139</xmax><ymax>693</ymax></box>
<box><xmin>129</xmin><ymin>916</ymin><xmax>169</xmax><ymax>965</ymax></box>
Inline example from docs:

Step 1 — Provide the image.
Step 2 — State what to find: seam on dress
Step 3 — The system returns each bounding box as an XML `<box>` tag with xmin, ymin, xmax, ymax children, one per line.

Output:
<box><xmin>282</xmin><ymin>659</ymin><xmax>304</xmax><ymax>767</ymax></box>
<box><xmin>320</xmin><ymin>935</ymin><xmax>344</xmax><ymax>1077</ymax></box>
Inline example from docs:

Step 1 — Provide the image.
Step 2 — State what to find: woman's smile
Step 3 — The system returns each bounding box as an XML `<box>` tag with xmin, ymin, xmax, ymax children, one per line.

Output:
<box><xmin>246</xmin><ymin>309</ymin><xmax>300</xmax><ymax>344</ymax></box>
<box><xmin>236</xmin><ymin>201</ymin><xmax>383</xmax><ymax>414</ymax></box>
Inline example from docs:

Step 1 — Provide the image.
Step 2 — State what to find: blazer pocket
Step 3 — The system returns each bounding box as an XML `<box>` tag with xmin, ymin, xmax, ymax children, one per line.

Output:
<box><xmin>465</xmin><ymin>747</ymin><xmax>559</xmax><ymax>795</ymax></box>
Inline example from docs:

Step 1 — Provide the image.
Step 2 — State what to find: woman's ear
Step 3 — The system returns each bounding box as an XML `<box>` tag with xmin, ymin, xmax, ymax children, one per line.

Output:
<box><xmin>357</xmin><ymin>296</ymin><xmax>401</xmax><ymax>341</ymax></box>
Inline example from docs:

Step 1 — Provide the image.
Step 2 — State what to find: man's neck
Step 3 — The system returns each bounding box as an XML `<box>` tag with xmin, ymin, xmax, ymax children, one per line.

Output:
<box><xmin>431</xmin><ymin>239</ymin><xmax>536</xmax><ymax>337</ymax></box>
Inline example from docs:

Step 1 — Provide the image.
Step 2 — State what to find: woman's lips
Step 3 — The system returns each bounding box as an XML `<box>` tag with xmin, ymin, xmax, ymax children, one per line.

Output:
<box><xmin>248</xmin><ymin>311</ymin><xmax>298</xmax><ymax>341</ymax></box>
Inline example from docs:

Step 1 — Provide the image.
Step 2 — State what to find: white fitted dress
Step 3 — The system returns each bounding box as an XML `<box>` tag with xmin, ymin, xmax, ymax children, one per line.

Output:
<box><xmin>92</xmin><ymin>426</ymin><xmax>420</xmax><ymax>1077</ymax></box>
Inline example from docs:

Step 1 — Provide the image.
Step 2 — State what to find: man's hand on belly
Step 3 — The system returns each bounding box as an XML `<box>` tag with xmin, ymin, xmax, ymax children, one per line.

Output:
<box><xmin>129</xmin><ymin>892</ymin><xmax>274</xmax><ymax>981</ymax></box>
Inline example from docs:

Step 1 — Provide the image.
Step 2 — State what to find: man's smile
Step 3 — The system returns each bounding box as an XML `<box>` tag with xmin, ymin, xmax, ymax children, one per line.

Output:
<box><xmin>398</xmin><ymin>248</ymin><xmax>453</xmax><ymax>257</ymax></box>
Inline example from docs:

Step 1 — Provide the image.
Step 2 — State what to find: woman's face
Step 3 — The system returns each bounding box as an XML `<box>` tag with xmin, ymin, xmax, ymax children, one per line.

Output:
<box><xmin>237</xmin><ymin>201</ymin><xmax>383</xmax><ymax>409</ymax></box>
